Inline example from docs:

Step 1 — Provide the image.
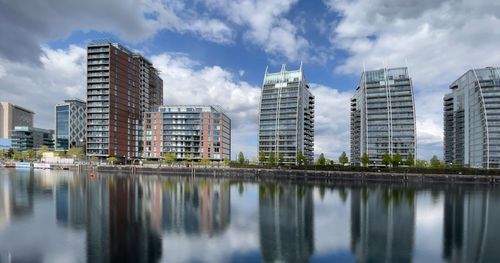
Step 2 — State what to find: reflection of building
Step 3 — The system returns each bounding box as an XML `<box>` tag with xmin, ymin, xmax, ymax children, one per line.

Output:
<box><xmin>55</xmin><ymin>99</ymin><xmax>86</xmax><ymax>151</ymax></box>
<box><xmin>0</xmin><ymin>102</ymin><xmax>34</xmax><ymax>139</ymax></box>
<box><xmin>443</xmin><ymin>189</ymin><xmax>500</xmax><ymax>262</ymax></box>
<box><xmin>443</xmin><ymin>67</ymin><xmax>500</xmax><ymax>168</ymax></box>
<box><xmin>86</xmin><ymin>176</ymin><xmax>162</xmax><ymax>263</ymax></box>
<box><xmin>10</xmin><ymin>126</ymin><xmax>54</xmax><ymax>151</ymax></box>
<box><xmin>259</xmin><ymin>184</ymin><xmax>314</xmax><ymax>263</ymax></box>
<box><xmin>162</xmin><ymin>181</ymin><xmax>231</xmax><ymax>235</ymax></box>
<box><xmin>350</xmin><ymin>67</ymin><xmax>417</xmax><ymax>166</ymax></box>
<box><xmin>55</xmin><ymin>177</ymin><xmax>86</xmax><ymax>229</ymax></box>
<box><xmin>258</xmin><ymin>65</ymin><xmax>315</xmax><ymax>164</ymax></box>
<box><xmin>143</xmin><ymin>106</ymin><xmax>231</xmax><ymax>161</ymax></box>
<box><xmin>0</xmin><ymin>169</ymin><xmax>35</xmax><ymax>228</ymax></box>
<box><xmin>350</xmin><ymin>187</ymin><xmax>415</xmax><ymax>262</ymax></box>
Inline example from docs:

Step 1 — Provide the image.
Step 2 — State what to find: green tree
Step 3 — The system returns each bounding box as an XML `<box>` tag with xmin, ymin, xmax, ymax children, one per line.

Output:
<box><xmin>24</xmin><ymin>149</ymin><xmax>36</xmax><ymax>161</ymax></box>
<box><xmin>430</xmin><ymin>155</ymin><xmax>442</xmax><ymax>168</ymax></box>
<box><xmin>258</xmin><ymin>150</ymin><xmax>266</xmax><ymax>164</ymax></box>
<box><xmin>361</xmin><ymin>152</ymin><xmax>370</xmax><ymax>167</ymax></box>
<box><xmin>392</xmin><ymin>153</ymin><xmax>402</xmax><ymax>167</ymax></box>
<box><xmin>0</xmin><ymin>150</ymin><xmax>6</xmax><ymax>160</ymax></box>
<box><xmin>200</xmin><ymin>157</ymin><xmax>210</xmax><ymax>165</ymax></box>
<box><xmin>37</xmin><ymin>145</ymin><xmax>49</xmax><ymax>159</ymax></box>
<box><xmin>317</xmin><ymin>153</ymin><xmax>326</xmax><ymax>166</ymax></box>
<box><xmin>67</xmin><ymin>147</ymin><xmax>83</xmax><ymax>160</ymax></box>
<box><xmin>107</xmin><ymin>156</ymin><xmax>118</xmax><ymax>165</ymax></box>
<box><xmin>278</xmin><ymin>152</ymin><xmax>284</xmax><ymax>165</ymax></box>
<box><xmin>223</xmin><ymin>158</ymin><xmax>231</xmax><ymax>166</ymax></box>
<box><xmin>416</xmin><ymin>159</ymin><xmax>429</xmax><ymax>167</ymax></box>
<box><xmin>238</xmin><ymin>152</ymin><xmax>245</xmax><ymax>164</ymax></box>
<box><xmin>406</xmin><ymin>152</ymin><xmax>415</xmax><ymax>166</ymax></box>
<box><xmin>184</xmin><ymin>153</ymin><xmax>193</xmax><ymax>163</ymax></box>
<box><xmin>163</xmin><ymin>152</ymin><xmax>177</xmax><ymax>164</ymax></box>
<box><xmin>269</xmin><ymin>151</ymin><xmax>276</xmax><ymax>165</ymax></box>
<box><xmin>12</xmin><ymin>150</ymin><xmax>22</xmax><ymax>161</ymax></box>
<box><xmin>382</xmin><ymin>151</ymin><xmax>392</xmax><ymax>167</ymax></box>
<box><xmin>296</xmin><ymin>150</ymin><xmax>305</xmax><ymax>166</ymax></box>
<box><xmin>339</xmin><ymin>151</ymin><xmax>349</xmax><ymax>165</ymax></box>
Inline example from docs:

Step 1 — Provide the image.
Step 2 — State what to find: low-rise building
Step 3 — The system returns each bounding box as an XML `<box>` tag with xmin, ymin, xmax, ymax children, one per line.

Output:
<box><xmin>10</xmin><ymin>126</ymin><xmax>54</xmax><ymax>151</ymax></box>
<box><xmin>55</xmin><ymin>99</ymin><xmax>86</xmax><ymax>151</ymax></box>
<box><xmin>0</xmin><ymin>102</ymin><xmax>34</xmax><ymax>139</ymax></box>
<box><xmin>143</xmin><ymin>105</ymin><xmax>231</xmax><ymax>161</ymax></box>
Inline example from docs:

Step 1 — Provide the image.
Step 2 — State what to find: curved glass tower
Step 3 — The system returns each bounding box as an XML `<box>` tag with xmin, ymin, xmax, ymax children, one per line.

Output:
<box><xmin>444</xmin><ymin>67</ymin><xmax>500</xmax><ymax>169</ymax></box>
<box><xmin>350</xmin><ymin>67</ymin><xmax>417</xmax><ymax>166</ymax></box>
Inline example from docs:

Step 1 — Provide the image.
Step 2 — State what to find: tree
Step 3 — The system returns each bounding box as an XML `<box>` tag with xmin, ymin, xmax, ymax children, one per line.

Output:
<box><xmin>278</xmin><ymin>152</ymin><xmax>284</xmax><ymax>165</ymax></box>
<box><xmin>416</xmin><ymin>159</ymin><xmax>429</xmax><ymax>167</ymax></box>
<box><xmin>163</xmin><ymin>152</ymin><xmax>177</xmax><ymax>164</ymax></box>
<box><xmin>430</xmin><ymin>155</ymin><xmax>442</xmax><ymax>168</ymax></box>
<box><xmin>223</xmin><ymin>158</ymin><xmax>231</xmax><ymax>166</ymax></box>
<box><xmin>200</xmin><ymin>157</ymin><xmax>210</xmax><ymax>165</ymax></box>
<box><xmin>37</xmin><ymin>145</ymin><xmax>49</xmax><ymax>159</ymax></box>
<box><xmin>361</xmin><ymin>152</ymin><xmax>370</xmax><ymax>167</ymax></box>
<box><xmin>406</xmin><ymin>153</ymin><xmax>415</xmax><ymax>166</ymax></box>
<box><xmin>317</xmin><ymin>153</ymin><xmax>326</xmax><ymax>166</ymax></box>
<box><xmin>24</xmin><ymin>149</ymin><xmax>36</xmax><ymax>161</ymax></box>
<box><xmin>107</xmin><ymin>156</ymin><xmax>118</xmax><ymax>165</ymax></box>
<box><xmin>184</xmin><ymin>153</ymin><xmax>193</xmax><ymax>163</ymax></box>
<box><xmin>269</xmin><ymin>151</ymin><xmax>276</xmax><ymax>165</ymax></box>
<box><xmin>12</xmin><ymin>150</ymin><xmax>22</xmax><ymax>161</ymax></box>
<box><xmin>296</xmin><ymin>150</ymin><xmax>305</xmax><ymax>166</ymax></box>
<box><xmin>392</xmin><ymin>153</ymin><xmax>402</xmax><ymax>167</ymax></box>
<box><xmin>67</xmin><ymin>147</ymin><xmax>83</xmax><ymax>160</ymax></box>
<box><xmin>382</xmin><ymin>151</ymin><xmax>392</xmax><ymax>167</ymax></box>
<box><xmin>238</xmin><ymin>152</ymin><xmax>245</xmax><ymax>165</ymax></box>
<box><xmin>339</xmin><ymin>151</ymin><xmax>349</xmax><ymax>165</ymax></box>
<box><xmin>258</xmin><ymin>150</ymin><xmax>266</xmax><ymax>164</ymax></box>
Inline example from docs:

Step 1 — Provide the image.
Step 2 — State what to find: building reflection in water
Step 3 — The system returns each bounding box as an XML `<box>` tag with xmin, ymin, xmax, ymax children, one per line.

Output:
<box><xmin>0</xmin><ymin>169</ymin><xmax>34</xmax><ymax>228</ymax></box>
<box><xmin>86</xmin><ymin>175</ymin><xmax>162</xmax><ymax>263</ymax></box>
<box><xmin>443</xmin><ymin>187</ymin><xmax>500</xmax><ymax>263</ymax></box>
<box><xmin>259</xmin><ymin>183</ymin><xmax>314</xmax><ymax>263</ymax></box>
<box><xmin>161</xmin><ymin>180</ymin><xmax>231</xmax><ymax>236</ymax></box>
<box><xmin>350</xmin><ymin>186</ymin><xmax>416</xmax><ymax>263</ymax></box>
<box><xmin>55</xmin><ymin>175</ymin><xmax>86</xmax><ymax>229</ymax></box>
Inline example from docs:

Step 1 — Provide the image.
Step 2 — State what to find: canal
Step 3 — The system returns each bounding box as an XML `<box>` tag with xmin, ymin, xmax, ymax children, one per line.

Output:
<box><xmin>0</xmin><ymin>168</ymin><xmax>498</xmax><ymax>262</ymax></box>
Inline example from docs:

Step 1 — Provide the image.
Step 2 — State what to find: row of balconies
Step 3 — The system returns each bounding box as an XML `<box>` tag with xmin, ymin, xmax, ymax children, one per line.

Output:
<box><xmin>87</xmin><ymin>95</ymin><xmax>109</xmax><ymax>101</ymax></box>
<box><xmin>88</xmin><ymin>54</ymin><xmax>109</xmax><ymax>59</ymax></box>
<box><xmin>88</xmin><ymin>59</ymin><xmax>109</xmax><ymax>65</ymax></box>
<box><xmin>88</xmin><ymin>78</ymin><xmax>109</xmax><ymax>83</ymax></box>
<box><xmin>88</xmin><ymin>47</ymin><xmax>110</xmax><ymax>53</ymax></box>
<box><xmin>88</xmin><ymin>65</ymin><xmax>109</xmax><ymax>71</ymax></box>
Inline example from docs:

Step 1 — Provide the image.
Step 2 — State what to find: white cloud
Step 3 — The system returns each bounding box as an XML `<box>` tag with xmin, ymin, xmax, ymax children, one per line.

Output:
<box><xmin>325</xmin><ymin>0</ymin><xmax>500</xmax><ymax>160</ymax></box>
<box><xmin>204</xmin><ymin>0</ymin><xmax>310</xmax><ymax>62</ymax></box>
<box><xmin>0</xmin><ymin>45</ymin><xmax>87</xmax><ymax>129</ymax></box>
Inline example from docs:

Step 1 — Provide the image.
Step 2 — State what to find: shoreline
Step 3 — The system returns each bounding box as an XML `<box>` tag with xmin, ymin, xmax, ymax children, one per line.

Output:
<box><xmin>89</xmin><ymin>165</ymin><xmax>500</xmax><ymax>185</ymax></box>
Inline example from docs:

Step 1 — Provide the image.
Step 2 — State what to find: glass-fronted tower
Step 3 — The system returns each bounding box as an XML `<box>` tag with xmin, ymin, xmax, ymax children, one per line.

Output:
<box><xmin>443</xmin><ymin>67</ymin><xmax>500</xmax><ymax>169</ymax></box>
<box><xmin>55</xmin><ymin>99</ymin><xmax>86</xmax><ymax>151</ymax></box>
<box><xmin>258</xmin><ymin>65</ymin><xmax>315</xmax><ymax>165</ymax></box>
<box><xmin>350</xmin><ymin>67</ymin><xmax>416</xmax><ymax>166</ymax></box>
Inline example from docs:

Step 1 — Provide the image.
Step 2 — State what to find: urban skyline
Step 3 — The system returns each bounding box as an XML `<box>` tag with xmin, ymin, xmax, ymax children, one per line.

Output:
<box><xmin>1</xmin><ymin>1</ymin><xmax>500</xmax><ymax>162</ymax></box>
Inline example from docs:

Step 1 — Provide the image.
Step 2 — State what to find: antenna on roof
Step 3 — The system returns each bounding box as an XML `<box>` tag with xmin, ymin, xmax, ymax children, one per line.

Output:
<box><xmin>264</xmin><ymin>65</ymin><xmax>268</xmax><ymax>75</ymax></box>
<box><xmin>299</xmin><ymin>61</ymin><xmax>303</xmax><ymax>72</ymax></box>
<box><xmin>281</xmin><ymin>64</ymin><xmax>286</xmax><ymax>72</ymax></box>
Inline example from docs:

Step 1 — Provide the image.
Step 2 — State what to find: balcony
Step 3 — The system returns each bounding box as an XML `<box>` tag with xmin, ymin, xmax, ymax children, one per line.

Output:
<box><xmin>88</xmin><ymin>59</ymin><xmax>109</xmax><ymax>65</ymax></box>
<box><xmin>88</xmin><ymin>47</ymin><xmax>110</xmax><ymax>53</ymax></box>
<box><xmin>88</xmin><ymin>54</ymin><xmax>109</xmax><ymax>59</ymax></box>
<box><xmin>88</xmin><ymin>78</ymin><xmax>109</xmax><ymax>83</ymax></box>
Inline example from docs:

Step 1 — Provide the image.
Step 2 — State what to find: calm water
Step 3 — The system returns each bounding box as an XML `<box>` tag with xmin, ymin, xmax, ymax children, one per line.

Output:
<box><xmin>0</xmin><ymin>168</ymin><xmax>499</xmax><ymax>263</ymax></box>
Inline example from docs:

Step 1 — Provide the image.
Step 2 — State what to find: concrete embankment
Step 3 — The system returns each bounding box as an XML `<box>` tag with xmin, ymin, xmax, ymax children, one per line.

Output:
<box><xmin>91</xmin><ymin>165</ymin><xmax>500</xmax><ymax>185</ymax></box>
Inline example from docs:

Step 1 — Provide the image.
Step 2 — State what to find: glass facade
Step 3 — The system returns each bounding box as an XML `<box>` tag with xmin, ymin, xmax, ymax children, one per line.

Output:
<box><xmin>350</xmin><ymin>67</ymin><xmax>416</xmax><ymax>166</ymax></box>
<box><xmin>258</xmin><ymin>65</ymin><xmax>315</xmax><ymax>164</ymax></box>
<box><xmin>444</xmin><ymin>67</ymin><xmax>500</xmax><ymax>168</ymax></box>
<box><xmin>56</xmin><ymin>105</ymin><xmax>69</xmax><ymax>150</ymax></box>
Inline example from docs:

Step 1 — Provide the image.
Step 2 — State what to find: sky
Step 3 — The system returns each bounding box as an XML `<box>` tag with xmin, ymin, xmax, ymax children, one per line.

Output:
<box><xmin>1</xmin><ymin>0</ymin><xmax>499</xmax><ymax>161</ymax></box>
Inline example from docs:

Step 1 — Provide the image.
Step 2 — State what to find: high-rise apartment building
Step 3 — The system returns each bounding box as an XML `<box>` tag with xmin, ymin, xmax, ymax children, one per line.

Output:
<box><xmin>350</xmin><ymin>67</ymin><xmax>416</xmax><ymax>166</ymax></box>
<box><xmin>0</xmin><ymin>102</ymin><xmax>34</xmax><ymax>139</ymax></box>
<box><xmin>143</xmin><ymin>105</ymin><xmax>231</xmax><ymax>161</ymax></box>
<box><xmin>258</xmin><ymin>65</ymin><xmax>315</xmax><ymax>165</ymax></box>
<box><xmin>86</xmin><ymin>40</ymin><xmax>163</xmax><ymax>160</ymax></box>
<box><xmin>443</xmin><ymin>67</ymin><xmax>500</xmax><ymax>169</ymax></box>
<box><xmin>55</xmin><ymin>99</ymin><xmax>86</xmax><ymax>151</ymax></box>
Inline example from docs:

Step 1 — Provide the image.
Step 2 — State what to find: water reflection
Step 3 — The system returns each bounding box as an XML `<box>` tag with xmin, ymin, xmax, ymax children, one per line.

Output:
<box><xmin>351</xmin><ymin>186</ymin><xmax>415</xmax><ymax>263</ymax></box>
<box><xmin>443</xmin><ymin>187</ymin><xmax>500</xmax><ymax>263</ymax></box>
<box><xmin>259</xmin><ymin>183</ymin><xmax>314</xmax><ymax>263</ymax></box>
<box><xmin>1</xmin><ymin>169</ymin><xmax>500</xmax><ymax>262</ymax></box>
